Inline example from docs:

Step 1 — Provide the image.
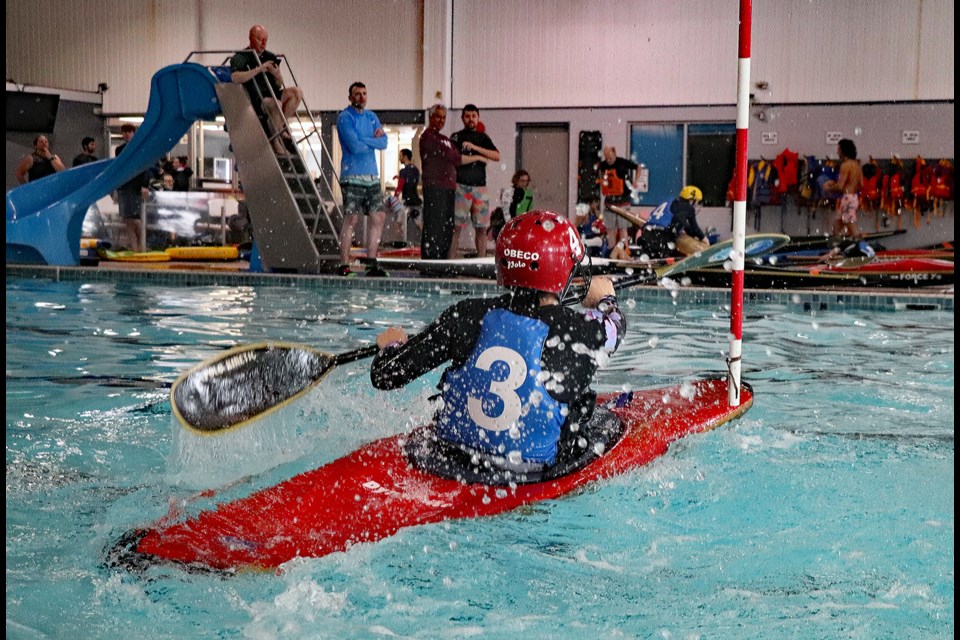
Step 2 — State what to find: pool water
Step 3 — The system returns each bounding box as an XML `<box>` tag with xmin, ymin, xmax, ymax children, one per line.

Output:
<box><xmin>6</xmin><ymin>278</ymin><xmax>954</xmax><ymax>639</ymax></box>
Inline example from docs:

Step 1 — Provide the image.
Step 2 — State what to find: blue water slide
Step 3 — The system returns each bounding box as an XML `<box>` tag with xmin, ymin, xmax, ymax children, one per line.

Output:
<box><xmin>6</xmin><ymin>63</ymin><xmax>224</xmax><ymax>265</ymax></box>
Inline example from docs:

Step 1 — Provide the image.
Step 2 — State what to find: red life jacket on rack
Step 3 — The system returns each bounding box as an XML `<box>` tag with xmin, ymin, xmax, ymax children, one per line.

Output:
<box><xmin>861</xmin><ymin>159</ymin><xmax>882</xmax><ymax>204</ymax></box>
<box><xmin>929</xmin><ymin>160</ymin><xmax>954</xmax><ymax>200</ymax></box>
<box><xmin>911</xmin><ymin>157</ymin><xmax>933</xmax><ymax>200</ymax></box>
<box><xmin>885</xmin><ymin>161</ymin><xmax>906</xmax><ymax>200</ymax></box>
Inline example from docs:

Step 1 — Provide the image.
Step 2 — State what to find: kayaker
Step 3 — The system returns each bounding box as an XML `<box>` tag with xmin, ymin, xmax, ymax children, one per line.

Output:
<box><xmin>635</xmin><ymin>185</ymin><xmax>709</xmax><ymax>259</ymax></box>
<box><xmin>371</xmin><ymin>210</ymin><xmax>626</xmax><ymax>483</ymax></box>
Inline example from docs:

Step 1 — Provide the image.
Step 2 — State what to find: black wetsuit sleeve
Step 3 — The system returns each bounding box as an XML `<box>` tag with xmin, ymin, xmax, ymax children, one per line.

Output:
<box><xmin>538</xmin><ymin>298</ymin><xmax>626</xmax><ymax>408</ymax></box>
<box><xmin>370</xmin><ymin>297</ymin><xmax>499</xmax><ymax>390</ymax></box>
<box><xmin>370</xmin><ymin>309</ymin><xmax>458</xmax><ymax>389</ymax></box>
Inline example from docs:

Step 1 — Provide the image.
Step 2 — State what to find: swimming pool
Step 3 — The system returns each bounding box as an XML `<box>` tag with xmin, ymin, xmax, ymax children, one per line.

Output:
<box><xmin>6</xmin><ymin>274</ymin><xmax>954</xmax><ymax>639</ymax></box>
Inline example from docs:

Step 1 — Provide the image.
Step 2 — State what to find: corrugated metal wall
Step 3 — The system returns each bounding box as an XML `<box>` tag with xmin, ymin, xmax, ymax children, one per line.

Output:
<box><xmin>4</xmin><ymin>0</ymin><xmax>953</xmax><ymax>114</ymax></box>
<box><xmin>450</xmin><ymin>0</ymin><xmax>954</xmax><ymax>108</ymax></box>
<box><xmin>195</xmin><ymin>0</ymin><xmax>424</xmax><ymax>112</ymax></box>
<box><xmin>451</xmin><ymin>0</ymin><xmax>737</xmax><ymax>108</ymax></box>
<box><xmin>5</xmin><ymin>0</ymin><xmax>423</xmax><ymax>114</ymax></box>
<box><xmin>5</xmin><ymin>0</ymin><xmax>198</xmax><ymax>113</ymax></box>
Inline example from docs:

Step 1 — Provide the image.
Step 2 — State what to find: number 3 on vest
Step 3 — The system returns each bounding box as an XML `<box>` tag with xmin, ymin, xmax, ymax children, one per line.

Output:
<box><xmin>467</xmin><ymin>346</ymin><xmax>526</xmax><ymax>432</ymax></box>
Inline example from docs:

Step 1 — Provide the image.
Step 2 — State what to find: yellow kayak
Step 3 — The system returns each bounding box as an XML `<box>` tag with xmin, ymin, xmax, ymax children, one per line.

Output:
<box><xmin>165</xmin><ymin>246</ymin><xmax>240</xmax><ymax>261</ymax></box>
<box><xmin>98</xmin><ymin>250</ymin><xmax>171</xmax><ymax>262</ymax></box>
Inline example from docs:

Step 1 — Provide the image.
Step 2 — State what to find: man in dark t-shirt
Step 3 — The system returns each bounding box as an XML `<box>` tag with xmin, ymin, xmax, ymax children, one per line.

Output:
<box><xmin>449</xmin><ymin>104</ymin><xmax>500</xmax><ymax>258</ymax></box>
<box><xmin>115</xmin><ymin>124</ymin><xmax>150</xmax><ymax>252</ymax></box>
<box><xmin>72</xmin><ymin>137</ymin><xmax>99</xmax><ymax>167</ymax></box>
<box><xmin>230</xmin><ymin>24</ymin><xmax>303</xmax><ymax>155</ymax></box>
<box><xmin>396</xmin><ymin>148</ymin><xmax>422</xmax><ymax>207</ymax></box>
<box><xmin>395</xmin><ymin>148</ymin><xmax>422</xmax><ymax>240</ymax></box>
<box><xmin>596</xmin><ymin>146</ymin><xmax>639</xmax><ymax>252</ymax></box>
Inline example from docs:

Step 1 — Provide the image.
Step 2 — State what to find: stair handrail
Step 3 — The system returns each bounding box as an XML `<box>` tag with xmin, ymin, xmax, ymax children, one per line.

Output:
<box><xmin>183</xmin><ymin>49</ymin><xmax>343</xmax><ymax>250</ymax></box>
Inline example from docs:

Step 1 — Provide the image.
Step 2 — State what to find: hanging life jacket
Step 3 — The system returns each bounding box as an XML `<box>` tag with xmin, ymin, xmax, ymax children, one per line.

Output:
<box><xmin>814</xmin><ymin>160</ymin><xmax>840</xmax><ymax>202</ymax></box>
<box><xmin>772</xmin><ymin>148</ymin><xmax>799</xmax><ymax>197</ymax></box>
<box><xmin>748</xmin><ymin>159</ymin><xmax>780</xmax><ymax>205</ymax></box>
<box><xmin>797</xmin><ymin>155</ymin><xmax>817</xmax><ymax>202</ymax></box>
<box><xmin>929</xmin><ymin>160</ymin><xmax>954</xmax><ymax>200</ymax></box>
<box><xmin>886</xmin><ymin>162</ymin><xmax>906</xmax><ymax>200</ymax></box>
<box><xmin>861</xmin><ymin>159</ymin><xmax>882</xmax><ymax>208</ymax></box>
<box><xmin>435</xmin><ymin>308</ymin><xmax>568</xmax><ymax>466</ymax></box>
<box><xmin>911</xmin><ymin>157</ymin><xmax>934</xmax><ymax>201</ymax></box>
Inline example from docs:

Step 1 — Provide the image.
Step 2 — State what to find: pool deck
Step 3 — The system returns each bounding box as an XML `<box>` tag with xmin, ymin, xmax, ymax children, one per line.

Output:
<box><xmin>6</xmin><ymin>258</ymin><xmax>954</xmax><ymax>313</ymax></box>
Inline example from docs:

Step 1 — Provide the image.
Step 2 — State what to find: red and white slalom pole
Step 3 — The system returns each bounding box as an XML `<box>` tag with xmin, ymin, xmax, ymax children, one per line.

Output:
<box><xmin>728</xmin><ymin>0</ymin><xmax>752</xmax><ymax>406</ymax></box>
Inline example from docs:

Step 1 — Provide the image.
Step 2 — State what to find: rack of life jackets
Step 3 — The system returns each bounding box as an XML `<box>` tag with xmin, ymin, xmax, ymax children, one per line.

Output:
<box><xmin>727</xmin><ymin>150</ymin><xmax>954</xmax><ymax>232</ymax></box>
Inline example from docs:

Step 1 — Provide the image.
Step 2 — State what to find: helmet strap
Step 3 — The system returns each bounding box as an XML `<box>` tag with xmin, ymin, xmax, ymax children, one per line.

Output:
<box><xmin>559</xmin><ymin>252</ymin><xmax>592</xmax><ymax>304</ymax></box>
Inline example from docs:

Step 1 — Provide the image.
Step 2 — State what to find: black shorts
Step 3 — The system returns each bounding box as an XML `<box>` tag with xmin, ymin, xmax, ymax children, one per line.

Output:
<box><xmin>117</xmin><ymin>191</ymin><xmax>142</xmax><ymax>220</ymax></box>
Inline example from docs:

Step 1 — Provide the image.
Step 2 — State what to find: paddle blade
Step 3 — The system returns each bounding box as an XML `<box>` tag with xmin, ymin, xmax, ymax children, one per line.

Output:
<box><xmin>171</xmin><ymin>343</ymin><xmax>335</xmax><ymax>434</ymax></box>
<box><xmin>655</xmin><ymin>233</ymin><xmax>790</xmax><ymax>279</ymax></box>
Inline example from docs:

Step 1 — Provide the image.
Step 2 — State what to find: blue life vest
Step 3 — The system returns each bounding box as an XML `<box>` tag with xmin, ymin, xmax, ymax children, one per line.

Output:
<box><xmin>645</xmin><ymin>200</ymin><xmax>675</xmax><ymax>230</ymax></box>
<box><xmin>435</xmin><ymin>308</ymin><xmax>567</xmax><ymax>465</ymax></box>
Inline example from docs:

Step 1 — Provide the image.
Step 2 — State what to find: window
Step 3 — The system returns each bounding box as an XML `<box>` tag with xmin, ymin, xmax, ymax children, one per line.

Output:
<box><xmin>629</xmin><ymin>122</ymin><xmax>735</xmax><ymax>208</ymax></box>
<box><xmin>687</xmin><ymin>124</ymin><xmax>736</xmax><ymax>207</ymax></box>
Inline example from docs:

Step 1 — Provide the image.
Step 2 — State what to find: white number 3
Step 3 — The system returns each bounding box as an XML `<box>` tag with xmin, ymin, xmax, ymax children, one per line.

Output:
<box><xmin>467</xmin><ymin>346</ymin><xmax>526</xmax><ymax>432</ymax></box>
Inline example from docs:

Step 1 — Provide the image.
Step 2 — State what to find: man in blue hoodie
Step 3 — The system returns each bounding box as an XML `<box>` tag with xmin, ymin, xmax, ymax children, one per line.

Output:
<box><xmin>336</xmin><ymin>82</ymin><xmax>389</xmax><ymax>276</ymax></box>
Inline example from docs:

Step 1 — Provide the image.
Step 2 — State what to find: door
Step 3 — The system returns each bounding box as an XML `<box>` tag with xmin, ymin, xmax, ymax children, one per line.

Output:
<box><xmin>517</xmin><ymin>124</ymin><xmax>570</xmax><ymax>215</ymax></box>
<box><xmin>629</xmin><ymin>124</ymin><xmax>684</xmax><ymax>206</ymax></box>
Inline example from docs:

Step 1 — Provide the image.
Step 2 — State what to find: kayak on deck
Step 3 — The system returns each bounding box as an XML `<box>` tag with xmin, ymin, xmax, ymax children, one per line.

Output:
<box><xmin>165</xmin><ymin>245</ymin><xmax>240</xmax><ymax>261</ymax></box>
<box><xmin>684</xmin><ymin>257</ymin><xmax>954</xmax><ymax>289</ymax></box>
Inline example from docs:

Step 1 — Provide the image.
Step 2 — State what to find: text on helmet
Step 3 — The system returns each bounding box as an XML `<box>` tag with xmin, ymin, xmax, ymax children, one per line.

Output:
<box><xmin>504</xmin><ymin>248</ymin><xmax>540</xmax><ymax>261</ymax></box>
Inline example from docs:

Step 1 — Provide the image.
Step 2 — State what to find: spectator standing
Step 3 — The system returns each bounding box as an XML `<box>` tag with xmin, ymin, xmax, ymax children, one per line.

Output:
<box><xmin>449</xmin><ymin>104</ymin><xmax>500</xmax><ymax>258</ymax></box>
<box><xmin>596</xmin><ymin>146</ymin><xmax>640</xmax><ymax>253</ymax></box>
<box><xmin>335</xmin><ymin>82</ymin><xmax>389</xmax><ymax>277</ymax></box>
<box><xmin>230</xmin><ymin>24</ymin><xmax>303</xmax><ymax>155</ymax></box>
<box><xmin>395</xmin><ymin>148</ymin><xmax>422</xmax><ymax>216</ymax></box>
<box><xmin>507</xmin><ymin>169</ymin><xmax>534</xmax><ymax>219</ymax></box>
<box><xmin>16</xmin><ymin>135</ymin><xmax>65</xmax><ymax>184</ymax></box>
<box><xmin>491</xmin><ymin>169</ymin><xmax>533</xmax><ymax>244</ymax></box>
<box><xmin>171</xmin><ymin>156</ymin><xmax>193</xmax><ymax>191</ymax></box>
<box><xmin>830</xmin><ymin>138</ymin><xmax>864</xmax><ymax>238</ymax></box>
<box><xmin>115</xmin><ymin>123</ymin><xmax>150</xmax><ymax>252</ymax></box>
<box><xmin>418</xmin><ymin>103</ymin><xmax>462</xmax><ymax>260</ymax></box>
<box><xmin>72</xmin><ymin>137</ymin><xmax>99</xmax><ymax>167</ymax></box>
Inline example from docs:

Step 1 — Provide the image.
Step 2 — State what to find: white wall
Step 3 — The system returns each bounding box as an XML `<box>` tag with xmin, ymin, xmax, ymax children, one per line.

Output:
<box><xmin>5</xmin><ymin>0</ymin><xmax>953</xmax><ymax>114</ymax></box>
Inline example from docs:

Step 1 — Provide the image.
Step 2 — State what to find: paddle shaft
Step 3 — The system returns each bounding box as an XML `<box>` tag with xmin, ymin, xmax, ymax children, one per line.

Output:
<box><xmin>174</xmin><ymin>234</ymin><xmax>789</xmax><ymax>433</ymax></box>
<box><xmin>606</xmin><ymin>204</ymin><xmax>647</xmax><ymax>228</ymax></box>
<box><xmin>334</xmin><ymin>344</ymin><xmax>378</xmax><ymax>365</ymax></box>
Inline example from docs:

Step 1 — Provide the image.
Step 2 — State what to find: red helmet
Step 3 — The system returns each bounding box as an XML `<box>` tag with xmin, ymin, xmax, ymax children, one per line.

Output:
<box><xmin>495</xmin><ymin>210</ymin><xmax>586</xmax><ymax>295</ymax></box>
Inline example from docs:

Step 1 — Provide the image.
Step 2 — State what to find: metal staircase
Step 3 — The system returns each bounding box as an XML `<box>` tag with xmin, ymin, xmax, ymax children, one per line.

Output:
<box><xmin>188</xmin><ymin>50</ymin><xmax>344</xmax><ymax>273</ymax></box>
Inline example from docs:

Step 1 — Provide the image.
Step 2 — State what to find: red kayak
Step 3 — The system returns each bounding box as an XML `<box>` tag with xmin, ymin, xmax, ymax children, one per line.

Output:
<box><xmin>873</xmin><ymin>248</ymin><xmax>953</xmax><ymax>260</ymax></box>
<box><xmin>820</xmin><ymin>257</ymin><xmax>954</xmax><ymax>274</ymax></box>
<box><xmin>109</xmin><ymin>376</ymin><xmax>752</xmax><ymax>573</ymax></box>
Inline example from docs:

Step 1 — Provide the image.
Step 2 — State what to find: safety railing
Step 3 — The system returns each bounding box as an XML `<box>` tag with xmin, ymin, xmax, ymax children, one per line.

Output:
<box><xmin>183</xmin><ymin>50</ymin><xmax>343</xmax><ymax>245</ymax></box>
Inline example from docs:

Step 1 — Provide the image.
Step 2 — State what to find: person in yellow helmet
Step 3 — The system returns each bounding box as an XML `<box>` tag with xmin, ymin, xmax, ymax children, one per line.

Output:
<box><xmin>635</xmin><ymin>185</ymin><xmax>710</xmax><ymax>258</ymax></box>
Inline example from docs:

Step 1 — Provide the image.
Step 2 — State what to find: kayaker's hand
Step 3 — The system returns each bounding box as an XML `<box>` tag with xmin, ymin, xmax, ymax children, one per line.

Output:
<box><xmin>582</xmin><ymin>276</ymin><xmax>615</xmax><ymax>308</ymax></box>
<box><xmin>377</xmin><ymin>326</ymin><xmax>408</xmax><ymax>350</ymax></box>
